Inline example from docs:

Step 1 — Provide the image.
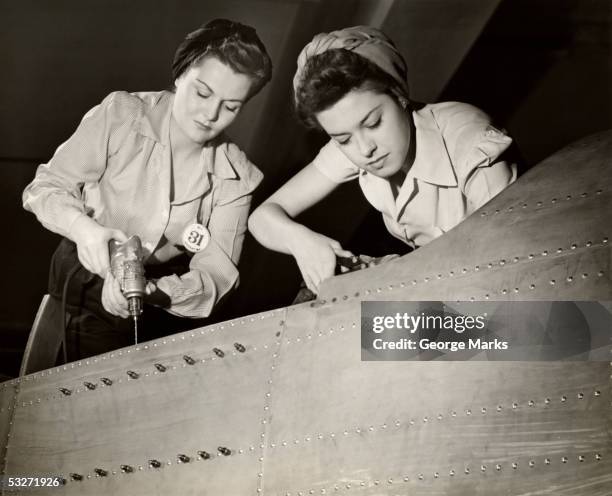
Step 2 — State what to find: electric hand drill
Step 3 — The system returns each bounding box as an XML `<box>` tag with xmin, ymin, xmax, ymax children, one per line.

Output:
<box><xmin>109</xmin><ymin>235</ymin><xmax>146</xmax><ymax>339</ymax></box>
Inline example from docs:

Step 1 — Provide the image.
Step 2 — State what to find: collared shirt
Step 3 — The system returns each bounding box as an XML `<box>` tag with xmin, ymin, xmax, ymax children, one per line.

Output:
<box><xmin>312</xmin><ymin>101</ymin><xmax>517</xmax><ymax>247</ymax></box>
<box><xmin>23</xmin><ymin>91</ymin><xmax>263</xmax><ymax>317</ymax></box>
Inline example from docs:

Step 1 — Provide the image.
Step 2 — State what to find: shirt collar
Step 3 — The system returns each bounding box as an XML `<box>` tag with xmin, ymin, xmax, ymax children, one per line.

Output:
<box><xmin>135</xmin><ymin>91</ymin><xmax>236</xmax><ymax>179</ymax></box>
<box><xmin>408</xmin><ymin>105</ymin><xmax>458</xmax><ymax>187</ymax></box>
<box><xmin>131</xmin><ymin>90</ymin><xmax>173</xmax><ymax>146</ymax></box>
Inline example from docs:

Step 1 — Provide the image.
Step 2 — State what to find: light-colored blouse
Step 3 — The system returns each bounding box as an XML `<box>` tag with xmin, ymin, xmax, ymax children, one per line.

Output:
<box><xmin>23</xmin><ymin>91</ymin><xmax>263</xmax><ymax>317</ymax></box>
<box><xmin>313</xmin><ymin>101</ymin><xmax>517</xmax><ymax>247</ymax></box>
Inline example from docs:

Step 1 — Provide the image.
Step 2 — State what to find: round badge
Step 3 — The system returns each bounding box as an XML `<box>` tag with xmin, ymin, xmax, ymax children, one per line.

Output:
<box><xmin>182</xmin><ymin>223</ymin><xmax>210</xmax><ymax>253</ymax></box>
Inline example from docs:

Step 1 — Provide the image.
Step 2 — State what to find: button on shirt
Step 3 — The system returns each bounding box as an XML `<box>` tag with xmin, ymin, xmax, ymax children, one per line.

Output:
<box><xmin>23</xmin><ymin>91</ymin><xmax>263</xmax><ymax>318</ymax></box>
<box><xmin>312</xmin><ymin>102</ymin><xmax>517</xmax><ymax>248</ymax></box>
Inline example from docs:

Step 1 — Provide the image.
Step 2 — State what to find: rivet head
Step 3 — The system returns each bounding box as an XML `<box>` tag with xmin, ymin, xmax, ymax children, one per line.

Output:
<box><xmin>177</xmin><ymin>454</ymin><xmax>190</xmax><ymax>463</ymax></box>
<box><xmin>528</xmin><ymin>460</ymin><xmax>535</xmax><ymax>468</ymax></box>
<box><xmin>577</xmin><ymin>392</ymin><xmax>584</xmax><ymax>399</ymax></box>
<box><xmin>512</xmin><ymin>462</ymin><xmax>518</xmax><ymax>469</ymax></box>
<box><xmin>595</xmin><ymin>453</ymin><xmax>602</xmax><ymax>461</ymax></box>
<box><xmin>59</xmin><ymin>387</ymin><xmax>72</xmax><ymax>396</ymax></box>
<box><xmin>126</xmin><ymin>370</ymin><xmax>139</xmax><ymax>379</ymax></box>
<box><xmin>84</xmin><ymin>382</ymin><xmax>96</xmax><ymax>390</ymax></box>
<box><xmin>495</xmin><ymin>464</ymin><xmax>502</xmax><ymax>471</ymax></box>
<box><xmin>149</xmin><ymin>459</ymin><xmax>161</xmax><ymax>468</ymax></box>
<box><xmin>94</xmin><ymin>468</ymin><xmax>108</xmax><ymax>477</ymax></box>
<box><xmin>154</xmin><ymin>363</ymin><xmax>167</xmax><ymax>372</ymax></box>
<box><xmin>70</xmin><ymin>473</ymin><xmax>83</xmax><ymax>481</ymax></box>
<box><xmin>544</xmin><ymin>458</ymin><xmax>551</xmax><ymax>465</ymax></box>
<box><xmin>561</xmin><ymin>456</ymin><xmax>568</xmax><ymax>463</ymax></box>
<box><xmin>218</xmin><ymin>446</ymin><xmax>231</xmax><ymax>456</ymax></box>
<box><xmin>594</xmin><ymin>390</ymin><xmax>601</xmax><ymax>397</ymax></box>
<box><xmin>234</xmin><ymin>343</ymin><xmax>246</xmax><ymax>353</ymax></box>
<box><xmin>120</xmin><ymin>465</ymin><xmax>134</xmax><ymax>473</ymax></box>
<box><xmin>213</xmin><ymin>348</ymin><xmax>225</xmax><ymax>358</ymax></box>
<box><xmin>578</xmin><ymin>455</ymin><xmax>585</xmax><ymax>462</ymax></box>
<box><xmin>480</xmin><ymin>465</ymin><xmax>486</xmax><ymax>472</ymax></box>
<box><xmin>183</xmin><ymin>355</ymin><xmax>196</xmax><ymax>365</ymax></box>
<box><xmin>561</xmin><ymin>395</ymin><xmax>567</xmax><ymax>402</ymax></box>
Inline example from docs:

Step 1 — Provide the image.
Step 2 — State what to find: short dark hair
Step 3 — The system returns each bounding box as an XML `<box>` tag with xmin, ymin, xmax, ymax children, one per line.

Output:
<box><xmin>294</xmin><ymin>49</ymin><xmax>403</xmax><ymax>129</ymax></box>
<box><xmin>172</xmin><ymin>19</ymin><xmax>272</xmax><ymax>98</ymax></box>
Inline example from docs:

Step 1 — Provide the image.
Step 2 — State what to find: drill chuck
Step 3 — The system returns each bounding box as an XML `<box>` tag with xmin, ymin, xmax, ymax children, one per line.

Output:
<box><xmin>109</xmin><ymin>236</ymin><xmax>146</xmax><ymax>319</ymax></box>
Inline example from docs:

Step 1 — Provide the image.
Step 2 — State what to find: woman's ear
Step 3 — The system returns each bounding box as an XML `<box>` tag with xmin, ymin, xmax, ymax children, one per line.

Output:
<box><xmin>390</xmin><ymin>88</ymin><xmax>409</xmax><ymax>110</ymax></box>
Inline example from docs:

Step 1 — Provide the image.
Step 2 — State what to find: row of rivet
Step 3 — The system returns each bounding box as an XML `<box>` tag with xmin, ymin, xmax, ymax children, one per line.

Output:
<box><xmin>479</xmin><ymin>189</ymin><xmax>604</xmax><ymax>217</ymax></box>
<box><xmin>11</xmin><ymin>343</ymin><xmax>250</xmax><ymax>409</ymax></box>
<box><xmin>257</xmin><ymin>321</ymin><xmax>287</xmax><ymax>494</ymax></box>
<box><xmin>2</xmin><ymin>311</ymin><xmax>285</xmax><ymax>386</ymax></box>
<box><xmin>317</xmin><ymin>237</ymin><xmax>608</xmax><ymax>304</ymax></box>
<box><xmin>284</xmin><ymin>323</ymin><xmax>356</xmax><ymax>346</ymax></box>
<box><xmin>63</xmin><ymin>447</ymin><xmax>234</xmax><ymax>484</ymax></box>
<box><xmin>261</xmin><ymin>389</ymin><xmax>602</xmax><ymax>450</ymax></box>
<box><xmin>283</xmin><ymin>452</ymin><xmax>605</xmax><ymax>495</ymax></box>
<box><xmin>1</xmin><ymin>377</ymin><xmax>21</xmax><ymax>481</ymax></box>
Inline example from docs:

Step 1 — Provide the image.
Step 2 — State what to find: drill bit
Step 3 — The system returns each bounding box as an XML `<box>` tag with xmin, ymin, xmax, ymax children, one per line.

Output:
<box><xmin>133</xmin><ymin>315</ymin><xmax>139</xmax><ymax>344</ymax></box>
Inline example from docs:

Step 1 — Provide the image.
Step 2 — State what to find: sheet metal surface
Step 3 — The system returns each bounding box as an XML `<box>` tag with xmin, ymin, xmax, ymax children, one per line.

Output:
<box><xmin>1</xmin><ymin>131</ymin><xmax>611</xmax><ymax>494</ymax></box>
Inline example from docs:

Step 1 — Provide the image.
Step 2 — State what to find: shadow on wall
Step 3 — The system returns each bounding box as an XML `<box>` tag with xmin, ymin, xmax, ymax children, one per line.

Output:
<box><xmin>439</xmin><ymin>0</ymin><xmax>612</xmax><ymax>165</ymax></box>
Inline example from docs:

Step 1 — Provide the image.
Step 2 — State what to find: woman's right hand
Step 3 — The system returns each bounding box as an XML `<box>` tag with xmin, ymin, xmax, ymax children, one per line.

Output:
<box><xmin>288</xmin><ymin>226</ymin><xmax>353</xmax><ymax>293</ymax></box>
<box><xmin>69</xmin><ymin>215</ymin><xmax>128</xmax><ymax>277</ymax></box>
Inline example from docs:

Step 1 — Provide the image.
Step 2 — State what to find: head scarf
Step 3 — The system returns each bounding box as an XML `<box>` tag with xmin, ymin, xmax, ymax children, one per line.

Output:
<box><xmin>293</xmin><ymin>26</ymin><xmax>409</xmax><ymax>100</ymax></box>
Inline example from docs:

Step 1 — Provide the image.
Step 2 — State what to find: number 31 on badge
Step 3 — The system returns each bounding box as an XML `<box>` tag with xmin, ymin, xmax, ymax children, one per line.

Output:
<box><xmin>182</xmin><ymin>223</ymin><xmax>210</xmax><ymax>253</ymax></box>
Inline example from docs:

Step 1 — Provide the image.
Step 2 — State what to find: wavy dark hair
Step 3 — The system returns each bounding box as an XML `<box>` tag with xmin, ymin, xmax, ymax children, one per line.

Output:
<box><xmin>172</xmin><ymin>19</ymin><xmax>272</xmax><ymax>98</ymax></box>
<box><xmin>295</xmin><ymin>48</ymin><xmax>406</xmax><ymax>129</ymax></box>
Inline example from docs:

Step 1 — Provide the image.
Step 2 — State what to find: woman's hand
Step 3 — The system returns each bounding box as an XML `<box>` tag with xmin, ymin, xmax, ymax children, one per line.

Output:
<box><xmin>288</xmin><ymin>226</ymin><xmax>353</xmax><ymax>293</ymax></box>
<box><xmin>102</xmin><ymin>275</ymin><xmax>157</xmax><ymax>318</ymax></box>
<box><xmin>69</xmin><ymin>215</ymin><xmax>128</xmax><ymax>277</ymax></box>
<box><xmin>101</xmin><ymin>272</ymin><xmax>130</xmax><ymax>318</ymax></box>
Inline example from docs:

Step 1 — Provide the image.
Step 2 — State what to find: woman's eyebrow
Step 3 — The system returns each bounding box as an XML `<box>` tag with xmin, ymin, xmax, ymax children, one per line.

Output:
<box><xmin>195</xmin><ymin>78</ymin><xmax>245</xmax><ymax>103</ymax></box>
<box><xmin>329</xmin><ymin>105</ymin><xmax>382</xmax><ymax>137</ymax></box>
<box><xmin>359</xmin><ymin>105</ymin><xmax>381</xmax><ymax>125</ymax></box>
<box><xmin>195</xmin><ymin>78</ymin><xmax>212</xmax><ymax>91</ymax></box>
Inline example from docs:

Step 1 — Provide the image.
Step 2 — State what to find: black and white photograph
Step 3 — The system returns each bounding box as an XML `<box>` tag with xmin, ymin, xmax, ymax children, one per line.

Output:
<box><xmin>1</xmin><ymin>0</ymin><xmax>611</xmax><ymax>494</ymax></box>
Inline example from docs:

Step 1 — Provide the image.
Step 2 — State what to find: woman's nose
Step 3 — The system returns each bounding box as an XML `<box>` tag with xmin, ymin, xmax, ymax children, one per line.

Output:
<box><xmin>203</xmin><ymin>99</ymin><xmax>221</xmax><ymax>122</ymax></box>
<box><xmin>356</xmin><ymin>135</ymin><xmax>377</xmax><ymax>158</ymax></box>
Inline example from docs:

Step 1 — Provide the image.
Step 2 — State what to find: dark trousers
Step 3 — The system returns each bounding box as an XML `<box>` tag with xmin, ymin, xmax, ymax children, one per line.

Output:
<box><xmin>49</xmin><ymin>239</ymin><xmax>205</xmax><ymax>361</ymax></box>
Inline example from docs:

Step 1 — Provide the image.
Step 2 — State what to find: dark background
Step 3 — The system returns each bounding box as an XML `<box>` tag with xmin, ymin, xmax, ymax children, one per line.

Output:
<box><xmin>1</xmin><ymin>0</ymin><xmax>610</xmax><ymax>378</ymax></box>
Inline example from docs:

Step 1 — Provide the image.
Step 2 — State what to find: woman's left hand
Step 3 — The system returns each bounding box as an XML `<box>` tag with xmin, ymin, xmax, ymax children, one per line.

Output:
<box><xmin>102</xmin><ymin>275</ymin><xmax>158</xmax><ymax>318</ymax></box>
<box><xmin>101</xmin><ymin>272</ymin><xmax>129</xmax><ymax>318</ymax></box>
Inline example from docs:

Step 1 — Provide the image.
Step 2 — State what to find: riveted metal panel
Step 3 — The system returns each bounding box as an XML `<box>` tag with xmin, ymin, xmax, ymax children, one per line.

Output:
<box><xmin>3</xmin><ymin>310</ymin><xmax>285</xmax><ymax>495</ymax></box>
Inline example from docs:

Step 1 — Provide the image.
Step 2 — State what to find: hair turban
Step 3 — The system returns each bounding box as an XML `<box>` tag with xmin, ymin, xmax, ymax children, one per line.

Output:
<box><xmin>293</xmin><ymin>26</ymin><xmax>409</xmax><ymax>100</ymax></box>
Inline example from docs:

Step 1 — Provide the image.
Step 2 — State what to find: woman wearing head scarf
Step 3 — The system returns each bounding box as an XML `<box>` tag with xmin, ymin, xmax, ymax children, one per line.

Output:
<box><xmin>249</xmin><ymin>26</ymin><xmax>517</xmax><ymax>293</ymax></box>
<box><xmin>23</xmin><ymin>19</ymin><xmax>272</xmax><ymax>359</ymax></box>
